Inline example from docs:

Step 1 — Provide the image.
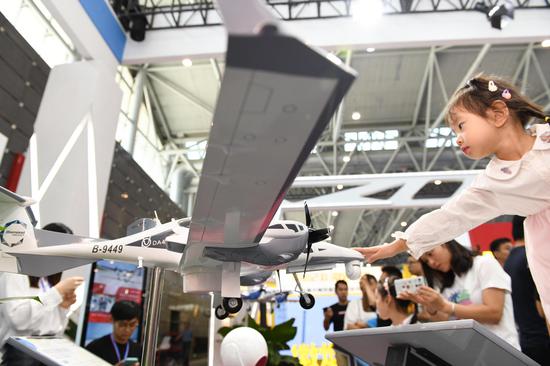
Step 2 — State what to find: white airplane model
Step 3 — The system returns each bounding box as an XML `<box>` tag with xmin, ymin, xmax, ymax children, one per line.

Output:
<box><xmin>0</xmin><ymin>0</ymin><xmax>357</xmax><ymax>319</ymax></box>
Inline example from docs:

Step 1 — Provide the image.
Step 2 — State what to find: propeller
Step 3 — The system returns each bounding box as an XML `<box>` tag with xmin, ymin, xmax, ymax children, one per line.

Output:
<box><xmin>303</xmin><ymin>202</ymin><xmax>331</xmax><ymax>278</ymax></box>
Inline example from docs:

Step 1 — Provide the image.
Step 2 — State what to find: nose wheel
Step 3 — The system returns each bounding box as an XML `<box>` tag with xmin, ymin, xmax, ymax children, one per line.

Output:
<box><xmin>299</xmin><ymin>293</ymin><xmax>315</xmax><ymax>309</ymax></box>
<box><xmin>292</xmin><ymin>273</ymin><xmax>316</xmax><ymax>310</ymax></box>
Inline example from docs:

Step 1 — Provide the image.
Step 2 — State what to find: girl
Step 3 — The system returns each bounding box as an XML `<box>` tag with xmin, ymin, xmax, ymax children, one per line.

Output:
<box><xmin>399</xmin><ymin>240</ymin><xmax>519</xmax><ymax>348</ymax></box>
<box><xmin>376</xmin><ymin>275</ymin><xmax>417</xmax><ymax>326</ymax></box>
<box><xmin>355</xmin><ymin>73</ymin><xmax>550</xmax><ymax>317</ymax></box>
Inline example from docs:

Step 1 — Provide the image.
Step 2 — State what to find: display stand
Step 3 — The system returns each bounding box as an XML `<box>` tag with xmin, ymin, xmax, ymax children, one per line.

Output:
<box><xmin>7</xmin><ymin>336</ymin><xmax>111</xmax><ymax>366</ymax></box>
<box><xmin>326</xmin><ymin>319</ymin><xmax>538</xmax><ymax>366</ymax></box>
<box><xmin>141</xmin><ymin>266</ymin><xmax>165</xmax><ymax>366</ymax></box>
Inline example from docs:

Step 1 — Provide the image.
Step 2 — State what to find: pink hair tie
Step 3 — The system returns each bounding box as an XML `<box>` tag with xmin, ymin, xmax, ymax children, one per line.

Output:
<box><xmin>502</xmin><ymin>89</ymin><xmax>512</xmax><ymax>100</ymax></box>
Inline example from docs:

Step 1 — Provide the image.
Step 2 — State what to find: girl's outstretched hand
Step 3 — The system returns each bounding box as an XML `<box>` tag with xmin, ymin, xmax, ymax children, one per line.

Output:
<box><xmin>353</xmin><ymin>239</ymin><xmax>408</xmax><ymax>263</ymax></box>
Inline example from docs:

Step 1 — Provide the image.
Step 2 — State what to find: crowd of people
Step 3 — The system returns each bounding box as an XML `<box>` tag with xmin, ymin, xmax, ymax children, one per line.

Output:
<box><xmin>324</xmin><ymin>215</ymin><xmax>550</xmax><ymax>365</ymax></box>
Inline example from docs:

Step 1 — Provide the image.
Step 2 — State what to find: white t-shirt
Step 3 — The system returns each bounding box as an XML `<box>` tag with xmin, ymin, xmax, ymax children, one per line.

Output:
<box><xmin>343</xmin><ymin>298</ymin><xmax>376</xmax><ymax>330</ymax></box>
<box><xmin>440</xmin><ymin>255</ymin><xmax>520</xmax><ymax>349</ymax></box>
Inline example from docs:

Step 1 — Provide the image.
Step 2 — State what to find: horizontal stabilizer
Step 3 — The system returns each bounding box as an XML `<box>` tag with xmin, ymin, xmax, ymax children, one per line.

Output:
<box><xmin>12</xmin><ymin>253</ymin><xmax>95</xmax><ymax>277</ymax></box>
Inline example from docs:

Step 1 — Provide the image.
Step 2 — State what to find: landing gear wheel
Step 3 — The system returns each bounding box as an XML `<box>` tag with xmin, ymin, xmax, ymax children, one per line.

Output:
<box><xmin>299</xmin><ymin>293</ymin><xmax>315</xmax><ymax>309</ymax></box>
<box><xmin>215</xmin><ymin>305</ymin><xmax>229</xmax><ymax>320</ymax></box>
<box><xmin>223</xmin><ymin>297</ymin><xmax>243</xmax><ymax>314</ymax></box>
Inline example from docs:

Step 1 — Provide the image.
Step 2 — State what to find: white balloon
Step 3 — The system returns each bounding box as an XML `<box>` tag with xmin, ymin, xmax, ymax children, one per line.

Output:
<box><xmin>221</xmin><ymin>327</ymin><xmax>268</xmax><ymax>366</ymax></box>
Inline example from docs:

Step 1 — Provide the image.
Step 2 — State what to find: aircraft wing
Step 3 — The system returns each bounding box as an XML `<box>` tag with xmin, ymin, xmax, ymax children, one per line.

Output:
<box><xmin>187</xmin><ymin>6</ymin><xmax>356</xmax><ymax>249</ymax></box>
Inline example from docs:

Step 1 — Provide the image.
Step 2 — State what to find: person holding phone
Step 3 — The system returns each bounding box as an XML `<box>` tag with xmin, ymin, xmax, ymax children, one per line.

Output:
<box><xmin>86</xmin><ymin>301</ymin><xmax>141</xmax><ymax>365</ymax></box>
<box><xmin>399</xmin><ymin>240</ymin><xmax>519</xmax><ymax>349</ymax></box>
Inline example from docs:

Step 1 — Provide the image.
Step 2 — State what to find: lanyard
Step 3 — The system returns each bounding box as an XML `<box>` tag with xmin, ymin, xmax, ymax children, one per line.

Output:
<box><xmin>38</xmin><ymin>277</ymin><xmax>50</xmax><ymax>292</ymax></box>
<box><xmin>110</xmin><ymin>333</ymin><xmax>129</xmax><ymax>362</ymax></box>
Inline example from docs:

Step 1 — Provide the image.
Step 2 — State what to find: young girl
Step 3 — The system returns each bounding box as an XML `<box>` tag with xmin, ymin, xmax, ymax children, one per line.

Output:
<box><xmin>376</xmin><ymin>275</ymin><xmax>418</xmax><ymax>326</ymax></box>
<box><xmin>355</xmin><ymin>73</ymin><xmax>550</xmax><ymax>317</ymax></box>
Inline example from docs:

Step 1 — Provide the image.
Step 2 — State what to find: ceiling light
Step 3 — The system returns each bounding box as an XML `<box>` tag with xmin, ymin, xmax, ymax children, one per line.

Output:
<box><xmin>336</xmin><ymin>184</ymin><xmax>344</xmax><ymax>190</ymax></box>
<box><xmin>400</xmin><ymin>221</ymin><xmax>408</xmax><ymax>227</ymax></box>
<box><xmin>351</xmin><ymin>112</ymin><xmax>361</xmax><ymax>120</ymax></box>
<box><xmin>182</xmin><ymin>58</ymin><xmax>193</xmax><ymax>67</ymax></box>
<box><xmin>331</xmin><ymin>211</ymin><xmax>339</xmax><ymax>217</ymax></box>
<box><xmin>366</xmin><ymin>47</ymin><xmax>376</xmax><ymax>53</ymax></box>
<box><xmin>474</xmin><ymin>1</ymin><xmax>514</xmax><ymax>30</ymax></box>
<box><xmin>542</xmin><ymin>40</ymin><xmax>550</xmax><ymax>48</ymax></box>
<box><xmin>434</xmin><ymin>179</ymin><xmax>442</xmax><ymax>185</ymax></box>
<box><xmin>342</xmin><ymin>156</ymin><xmax>351</xmax><ymax>163</ymax></box>
<box><xmin>121</xmin><ymin>192</ymin><xmax>129</xmax><ymax>199</ymax></box>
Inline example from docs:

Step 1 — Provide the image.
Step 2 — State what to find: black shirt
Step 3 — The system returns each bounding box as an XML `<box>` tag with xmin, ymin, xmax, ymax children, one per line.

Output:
<box><xmin>85</xmin><ymin>334</ymin><xmax>141</xmax><ymax>365</ymax></box>
<box><xmin>504</xmin><ymin>246</ymin><xmax>549</xmax><ymax>349</ymax></box>
<box><xmin>327</xmin><ymin>303</ymin><xmax>348</xmax><ymax>331</ymax></box>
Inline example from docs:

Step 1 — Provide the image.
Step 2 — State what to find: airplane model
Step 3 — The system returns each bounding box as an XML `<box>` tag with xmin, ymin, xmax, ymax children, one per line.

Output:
<box><xmin>0</xmin><ymin>0</ymin><xmax>357</xmax><ymax>319</ymax></box>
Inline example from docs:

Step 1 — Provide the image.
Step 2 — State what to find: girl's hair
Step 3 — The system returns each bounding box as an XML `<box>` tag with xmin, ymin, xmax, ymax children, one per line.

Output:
<box><xmin>420</xmin><ymin>240</ymin><xmax>474</xmax><ymax>291</ymax></box>
<box><xmin>376</xmin><ymin>275</ymin><xmax>412</xmax><ymax>314</ymax></box>
<box><xmin>29</xmin><ymin>223</ymin><xmax>73</xmax><ymax>288</ymax></box>
<box><xmin>445</xmin><ymin>73</ymin><xmax>547</xmax><ymax>127</ymax></box>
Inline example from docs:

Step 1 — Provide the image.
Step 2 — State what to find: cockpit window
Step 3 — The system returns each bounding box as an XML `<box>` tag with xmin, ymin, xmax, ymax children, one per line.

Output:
<box><xmin>286</xmin><ymin>224</ymin><xmax>298</xmax><ymax>232</ymax></box>
<box><xmin>177</xmin><ymin>219</ymin><xmax>191</xmax><ymax>228</ymax></box>
<box><xmin>268</xmin><ymin>224</ymin><xmax>284</xmax><ymax>229</ymax></box>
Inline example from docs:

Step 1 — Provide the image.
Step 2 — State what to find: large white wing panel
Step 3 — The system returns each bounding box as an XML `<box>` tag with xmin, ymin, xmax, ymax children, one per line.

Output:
<box><xmin>189</xmin><ymin>69</ymin><xmax>337</xmax><ymax>245</ymax></box>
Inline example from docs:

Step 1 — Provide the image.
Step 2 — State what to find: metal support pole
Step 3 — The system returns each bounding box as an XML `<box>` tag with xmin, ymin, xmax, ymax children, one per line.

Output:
<box><xmin>141</xmin><ymin>267</ymin><xmax>165</xmax><ymax>366</ymax></box>
<box><xmin>127</xmin><ymin>66</ymin><xmax>147</xmax><ymax>155</ymax></box>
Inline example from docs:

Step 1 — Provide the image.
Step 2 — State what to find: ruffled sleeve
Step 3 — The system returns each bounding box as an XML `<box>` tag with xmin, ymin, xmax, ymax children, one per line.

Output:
<box><xmin>402</xmin><ymin>185</ymin><xmax>503</xmax><ymax>259</ymax></box>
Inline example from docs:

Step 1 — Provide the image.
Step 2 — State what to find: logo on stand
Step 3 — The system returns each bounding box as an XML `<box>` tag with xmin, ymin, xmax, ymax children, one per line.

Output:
<box><xmin>0</xmin><ymin>220</ymin><xmax>27</xmax><ymax>247</ymax></box>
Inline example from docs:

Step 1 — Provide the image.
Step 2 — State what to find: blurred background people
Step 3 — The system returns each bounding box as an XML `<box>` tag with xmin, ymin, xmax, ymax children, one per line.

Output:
<box><xmin>490</xmin><ymin>237</ymin><xmax>513</xmax><ymax>267</ymax></box>
<box><xmin>86</xmin><ymin>300</ymin><xmax>141</xmax><ymax>365</ymax></box>
<box><xmin>0</xmin><ymin>222</ymin><xmax>84</xmax><ymax>366</ymax></box>
<box><xmin>323</xmin><ymin>280</ymin><xmax>349</xmax><ymax>332</ymax></box>
<box><xmin>343</xmin><ymin>275</ymin><xmax>376</xmax><ymax>330</ymax></box>
<box><xmin>407</xmin><ymin>255</ymin><xmax>424</xmax><ymax>277</ymax></box>
<box><xmin>504</xmin><ymin>216</ymin><xmax>550</xmax><ymax>364</ymax></box>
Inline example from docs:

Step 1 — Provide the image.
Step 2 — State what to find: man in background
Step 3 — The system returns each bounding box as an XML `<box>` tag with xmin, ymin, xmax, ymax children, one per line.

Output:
<box><xmin>323</xmin><ymin>280</ymin><xmax>348</xmax><ymax>332</ymax></box>
<box><xmin>504</xmin><ymin>216</ymin><xmax>549</xmax><ymax>365</ymax></box>
<box><xmin>323</xmin><ymin>280</ymin><xmax>349</xmax><ymax>366</ymax></box>
<box><xmin>490</xmin><ymin>237</ymin><xmax>513</xmax><ymax>267</ymax></box>
<box><xmin>86</xmin><ymin>300</ymin><xmax>141</xmax><ymax>365</ymax></box>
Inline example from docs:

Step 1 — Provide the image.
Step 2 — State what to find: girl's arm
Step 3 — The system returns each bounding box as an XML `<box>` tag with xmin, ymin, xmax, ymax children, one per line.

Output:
<box><xmin>403</xmin><ymin>286</ymin><xmax>505</xmax><ymax>324</ymax></box>
<box><xmin>440</xmin><ymin>288</ymin><xmax>505</xmax><ymax>324</ymax></box>
<box><xmin>355</xmin><ymin>186</ymin><xmax>503</xmax><ymax>262</ymax></box>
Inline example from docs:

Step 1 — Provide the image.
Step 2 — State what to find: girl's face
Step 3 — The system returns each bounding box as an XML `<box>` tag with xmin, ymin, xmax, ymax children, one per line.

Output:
<box><xmin>421</xmin><ymin>245</ymin><xmax>452</xmax><ymax>272</ymax></box>
<box><xmin>375</xmin><ymin>288</ymin><xmax>390</xmax><ymax>320</ymax></box>
<box><xmin>449</xmin><ymin>108</ymin><xmax>499</xmax><ymax>160</ymax></box>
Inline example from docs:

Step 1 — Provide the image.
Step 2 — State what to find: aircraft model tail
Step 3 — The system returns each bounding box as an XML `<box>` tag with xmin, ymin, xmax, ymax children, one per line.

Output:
<box><xmin>0</xmin><ymin>186</ymin><xmax>95</xmax><ymax>276</ymax></box>
<box><xmin>0</xmin><ymin>186</ymin><xmax>38</xmax><ymax>254</ymax></box>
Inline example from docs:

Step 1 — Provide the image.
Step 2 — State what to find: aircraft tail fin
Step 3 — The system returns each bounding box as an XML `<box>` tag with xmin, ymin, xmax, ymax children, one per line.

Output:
<box><xmin>0</xmin><ymin>186</ymin><xmax>97</xmax><ymax>276</ymax></box>
<box><xmin>0</xmin><ymin>186</ymin><xmax>38</xmax><ymax>254</ymax></box>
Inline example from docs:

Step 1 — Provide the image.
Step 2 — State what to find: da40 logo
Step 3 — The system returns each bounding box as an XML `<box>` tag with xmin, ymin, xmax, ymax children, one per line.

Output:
<box><xmin>141</xmin><ymin>236</ymin><xmax>166</xmax><ymax>247</ymax></box>
<box><xmin>0</xmin><ymin>220</ymin><xmax>27</xmax><ymax>247</ymax></box>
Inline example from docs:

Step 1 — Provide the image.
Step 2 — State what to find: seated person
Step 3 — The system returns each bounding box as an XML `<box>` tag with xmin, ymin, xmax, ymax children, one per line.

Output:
<box><xmin>86</xmin><ymin>301</ymin><xmax>141</xmax><ymax>365</ymax></box>
<box><xmin>400</xmin><ymin>240</ymin><xmax>519</xmax><ymax>349</ymax></box>
<box><xmin>376</xmin><ymin>276</ymin><xmax>417</xmax><ymax>326</ymax></box>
